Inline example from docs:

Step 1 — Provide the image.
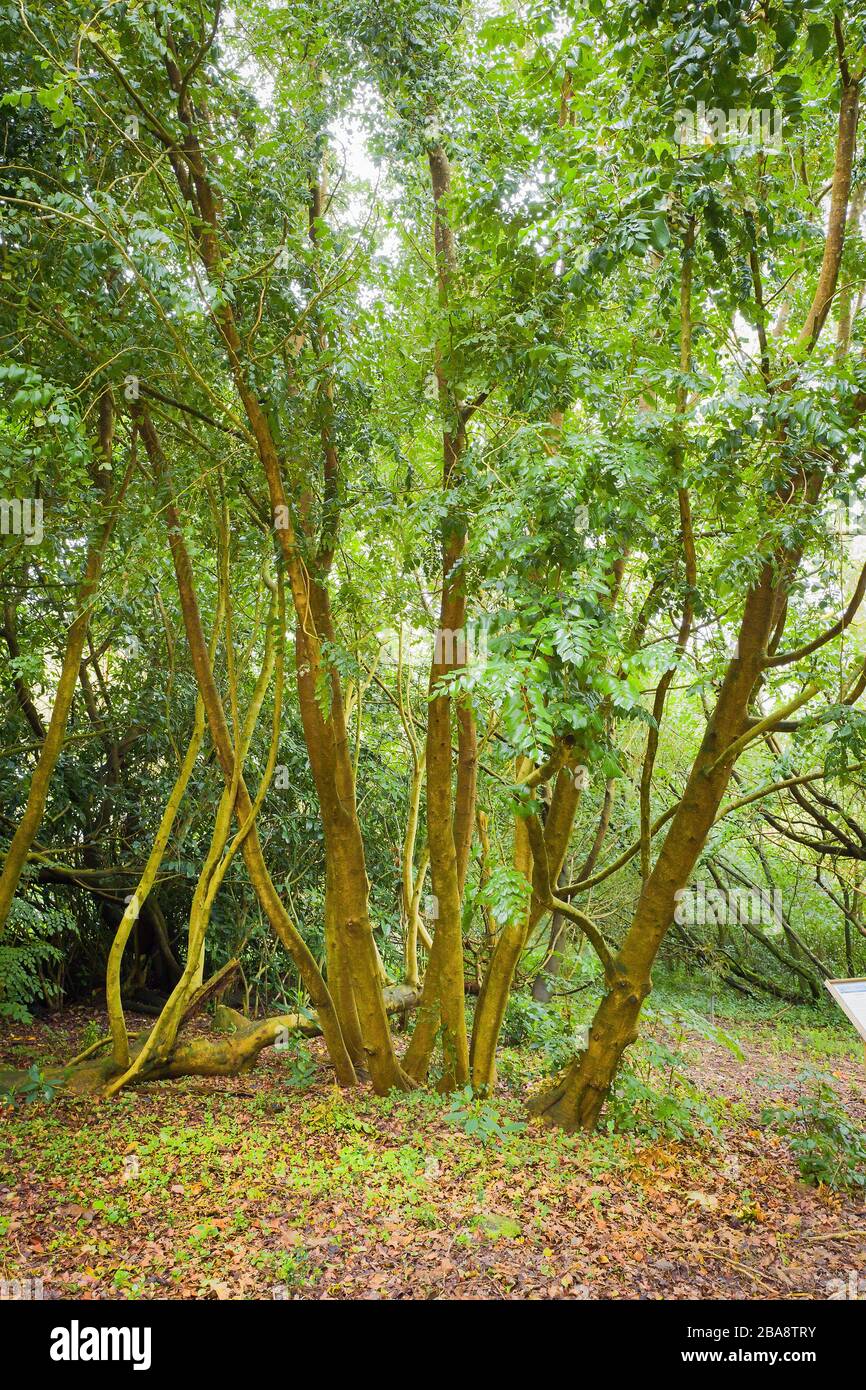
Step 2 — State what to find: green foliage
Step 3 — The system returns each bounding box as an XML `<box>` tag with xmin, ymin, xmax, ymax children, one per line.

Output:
<box><xmin>607</xmin><ymin>1034</ymin><xmax>722</xmax><ymax>1141</ymax></box>
<box><xmin>0</xmin><ymin>902</ymin><xmax>63</xmax><ymax>1022</ymax></box>
<box><xmin>820</xmin><ymin>707</ymin><xmax>866</xmax><ymax>779</ymax></box>
<box><xmin>501</xmin><ymin>993</ymin><xmax>584</xmax><ymax>1071</ymax></box>
<box><xmin>270</xmin><ymin>1248</ymin><xmax>317</xmax><ymax>1291</ymax></box>
<box><xmin>1</xmin><ymin>1062</ymin><xmax>59</xmax><ymax>1107</ymax></box>
<box><xmin>444</xmin><ymin>1085</ymin><xmax>525</xmax><ymax>1145</ymax></box>
<box><xmin>646</xmin><ymin>1002</ymin><xmax>746</xmax><ymax>1062</ymax></box>
<box><xmin>600</xmin><ymin>1001</ymin><xmax>745</xmax><ymax>1139</ymax></box>
<box><xmin>79</xmin><ymin>1019</ymin><xmax>104</xmax><ymax>1052</ymax></box>
<box><xmin>479</xmin><ymin>864</ymin><xmax>532</xmax><ymax>932</ymax></box>
<box><xmin>277</xmin><ymin>1039</ymin><xmax>319</xmax><ymax>1090</ymax></box>
<box><xmin>762</xmin><ymin>1069</ymin><xmax>866</xmax><ymax>1193</ymax></box>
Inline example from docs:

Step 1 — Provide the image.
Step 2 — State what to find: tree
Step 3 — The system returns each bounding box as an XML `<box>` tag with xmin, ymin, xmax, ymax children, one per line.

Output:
<box><xmin>1</xmin><ymin>0</ymin><xmax>865</xmax><ymax>1131</ymax></box>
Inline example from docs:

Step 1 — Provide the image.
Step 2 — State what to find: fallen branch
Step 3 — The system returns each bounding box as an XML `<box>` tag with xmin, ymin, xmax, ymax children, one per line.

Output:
<box><xmin>1</xmin><ymin>981</ymin><xmax>421</xmax><ymax>1098</ymax></box>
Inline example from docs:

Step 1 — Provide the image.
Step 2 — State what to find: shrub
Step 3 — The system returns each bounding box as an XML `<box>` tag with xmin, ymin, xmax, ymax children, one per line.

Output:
<box><xmin>0</xmin><ymin>900</ymin><xmax>64</xmax><ymax>1021</ymax></box>
<box><xmin>501</xmin><ymin>993</ymin><xmax>586</xmax><ymax>1071</ymax></box>
<box><xmin>762</xmin><ymin>1069</ymin><xmax>866</xmax><ymax>1193</ymax></box>
<box><xmin>607</xmin><ymin>1035</ymin><xmax>721</xmax><ymax>1141</ymax></box>
<box><xmin>1</xmin><ymin>1063</ymin><xmax>59</xmax><ymax>1107</ymax></box>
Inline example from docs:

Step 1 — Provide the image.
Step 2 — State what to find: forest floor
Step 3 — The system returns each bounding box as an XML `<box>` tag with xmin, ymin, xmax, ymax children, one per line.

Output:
<box><xmin>1</xmin><ymin>984</ymin><xmax>865</xmax><ymax>1300</ymax></box>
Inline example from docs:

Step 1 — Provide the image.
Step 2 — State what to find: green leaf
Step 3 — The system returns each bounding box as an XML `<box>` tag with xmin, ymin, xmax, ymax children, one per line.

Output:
<box><xmin>806</xmin><ymin>23</ymin><xmax>831</xmax><ymax>59</ymax></box>
<box><xmin>649</xmin><ymin>215</ymin><xmax>670</xmax><ymax>251</ymax></box>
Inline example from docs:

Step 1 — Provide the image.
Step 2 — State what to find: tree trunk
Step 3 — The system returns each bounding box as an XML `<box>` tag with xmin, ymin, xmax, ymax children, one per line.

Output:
<box><xmin>136</xmin><ymin>408</ymin><xmax>358</xmax><ymax>1089</ymax></box>
<box><xmin>530</xmin><ymin>872</ymin><xmax>570</xmax><ymax>1005</ymax></box>
<box><xmin>0</xmin><ymin>393</ymin><xmax>128</xmax><ymax>933</ymax></box>
<box><xmin>532</xmin><ymin>567</ymin><xmax>792</xmax><ymax>1130</ymax></box>
<box><xmin>471</xmin><ymin>766</ymin><xmax>581</xmax><ymax>1089</ymax></box>
<box><xmin>402</xmin><ymin>139</ymin><xmax>477</xmax><ymax>1089</ymax></box>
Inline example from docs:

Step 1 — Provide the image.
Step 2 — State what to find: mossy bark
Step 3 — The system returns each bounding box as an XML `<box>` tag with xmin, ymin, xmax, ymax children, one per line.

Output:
<box><xmin>136</xmin><ymin>410</ymin><xmax>358</xmax><ymax>1089</ymax></box>
<box><xmin>471</xmin><ymin>767</ymin><xmax>580</xmax><ymax>1091</ymax></box>
<box><xmin>0</xmin><ymin>394</ymin><xmax>130</xmax><ymax>934</ymax></box>
<box><xmin>532</xmin><ymin>570</ymin><xmax>804</xmax><ymax>1130</ymax></box>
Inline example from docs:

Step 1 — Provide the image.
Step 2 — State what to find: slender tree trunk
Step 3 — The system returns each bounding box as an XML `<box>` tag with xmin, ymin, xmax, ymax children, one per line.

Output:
<box><xmin>533</xmin><ymin>59</ymin><xmax>865</xmax><ymax>1121</ymax></box>
<box><xmin>402</xmin><ymin>753</ymin><xmax>426</xmax><ymax>989</ymax></box>
<box><xmin>454</xmin><ymin>703</ymin><xmax>478</xmax><ymax>894</ymax></box>
<box><xmin>153</xmin><ymin>51</ymin><xmax>404</xmax><ymax>1093</ymax></box>
<box><xmin>530</xmin><ymin>870</ymin><xmax>570</xmax><ymax>1005</ymax></box>
<box><xmin>402</xmin><ymin>511</ymin><xmax>471</xmax><ymax>1085</ymax></box>
<box><xmin>2</xmin><ymin>599</ymin><xmax>46</xmax><ymax>741</ymax></box>
<box><xmin>0</xmin><ymin>393</ymin><xmax>129</xmax><ymax>934</ymax></box>
<box><xmin>532</xmin><ymin>777</ymin><xmax>615</xmax><ymax>1002</ymax></box>
<box><xmin>402</xmin><ymin>139</ymin><xmax>476</xmax><ymax>1088</ymax></box>
<box><xmin>106</xmin><ymin>688</ymin><xmax>209</xmax><ymax>1068</ymax></box>
<box><xmin>136</xmin><ymin>409</ymin><xmax>358</xmax><ymax>1088</ymax></box>
<box><xmin>471</xmin><ymin>766</ymin><xmax>581</xmax><ymax>1088</ymax></box>
<box><xmin>294</xmin><ymin>591</ymin><xmax>408</xmax><ymax>1090</ymax></box>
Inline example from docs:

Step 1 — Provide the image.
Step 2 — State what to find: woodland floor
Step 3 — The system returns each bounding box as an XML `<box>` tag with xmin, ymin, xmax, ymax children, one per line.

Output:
<box><xmin>1</xmin><ymin>988</ymin><xmax>865</xmax><ymax>1300</ymax></box>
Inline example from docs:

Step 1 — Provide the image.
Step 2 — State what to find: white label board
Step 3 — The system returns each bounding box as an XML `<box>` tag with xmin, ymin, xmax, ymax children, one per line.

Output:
<box><xmin>825</xmin><ymin>978</ymin><xmax>866</xmax><ymax>1043</ymax></box>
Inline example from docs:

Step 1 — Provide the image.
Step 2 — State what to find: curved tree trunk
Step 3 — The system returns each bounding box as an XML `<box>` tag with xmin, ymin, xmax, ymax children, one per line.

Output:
<box><xmin>531</xmin><ymin>569</ymin><xmax>806</xmax><ymax>1131</ymax></box>
<box><xmin>136</xmin><ymin>408</ymin><xmax>358</xmax><ymax>1090</ymax></box>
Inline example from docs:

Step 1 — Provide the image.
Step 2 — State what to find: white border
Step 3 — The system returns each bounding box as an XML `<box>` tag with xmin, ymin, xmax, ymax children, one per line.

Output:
<box><xmin>825</xmin><ymin>977</ymin><xmax>866</xmax><ymax>1044</ymax></box>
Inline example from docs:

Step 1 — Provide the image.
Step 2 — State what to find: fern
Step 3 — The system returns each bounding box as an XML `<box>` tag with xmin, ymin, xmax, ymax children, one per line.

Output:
<box><xmin>0</xmin><ymin>902</ymin><xmax>63</xmax><ymax>1021</ymax></box>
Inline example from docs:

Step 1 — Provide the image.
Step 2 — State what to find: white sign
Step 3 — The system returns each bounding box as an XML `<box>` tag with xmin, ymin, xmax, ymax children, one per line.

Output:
<box><xmin>825</xmin><ymin>978</ymin><xmax>866</xmax><ymax>1043</ymax></box>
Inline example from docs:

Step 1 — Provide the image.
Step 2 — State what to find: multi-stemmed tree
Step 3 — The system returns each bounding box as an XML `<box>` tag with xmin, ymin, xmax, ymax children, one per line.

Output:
<box><xmin>1</xmin><ymin>0</ymin><xmax>864</xmax><ymax>1128</ymax></box>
